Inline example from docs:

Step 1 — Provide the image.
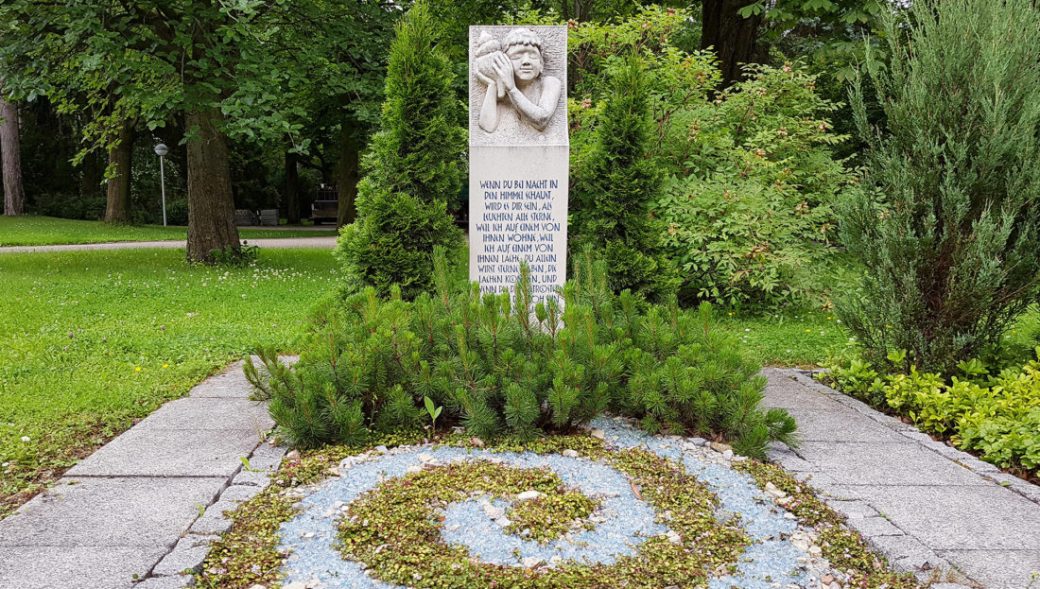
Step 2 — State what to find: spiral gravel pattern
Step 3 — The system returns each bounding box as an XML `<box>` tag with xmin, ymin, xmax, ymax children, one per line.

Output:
<box><xmin>278</xmin><ymin>417</ymin><xmax>816</xmax><ymax>588</ymax></box>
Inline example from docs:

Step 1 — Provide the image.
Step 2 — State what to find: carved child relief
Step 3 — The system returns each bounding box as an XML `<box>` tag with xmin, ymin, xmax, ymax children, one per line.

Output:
<box><xmin>473</xmin><ymin>28</ymin><xmax>563</xmax><ymax>134</ymax></box>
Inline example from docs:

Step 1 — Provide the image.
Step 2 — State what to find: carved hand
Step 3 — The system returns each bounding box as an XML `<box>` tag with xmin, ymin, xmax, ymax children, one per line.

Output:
<box><xmin>475</xmin><ymin>69</ymin><xmax>495</xmax><ymax>87</ymax></box>
<box><xmin>492</xmin><ymin>53</ymin><xmax>515</xmax><ymax>91</ymax></box>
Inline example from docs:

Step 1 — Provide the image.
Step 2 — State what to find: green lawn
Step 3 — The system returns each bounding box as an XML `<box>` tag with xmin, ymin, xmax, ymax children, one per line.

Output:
<box><xmin>720</xmin><ymin>309</ymin><xmax>849</xmax><ymax>367</ymax></box>
<box><xmin>0</xmin><ymin>215</ymin><xmax>338</xmax><ymax>246</ymax></box>
<box><xmin>0</xmin><ymin>248</ymin><xmax>338</xmax><ymax>517</ymax></box>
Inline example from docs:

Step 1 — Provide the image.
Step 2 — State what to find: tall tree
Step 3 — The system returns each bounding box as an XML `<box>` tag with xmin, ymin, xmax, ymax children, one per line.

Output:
<box><xmin>0</xmin><ymin>87</ymin><xmax>25</xmax><ymax>216</ymax></box>
<box><xmin>336</xmin><ymin>1</ymin><xmax>465</xmax><ymax>299</ymax></box>
<box><xmin>701</xmin><ymin>0</ymin><xmax>763</xmax><ymax>85</ymax></box>
<box><xmin>0</xmin><ymin>1</ymin><xmax>384</xmax><ymax>260</ymax></box>
<box><xmin>103</xmin><ymin>119</ymin><xmax>133</xmax><ymax>223</ymax></box>
<box><xmin>700</xmin><ymin>0</ymin><xmax>886</xmax><ymax>87</ymax></box>
<box><xmin>838</xmin><ymin>0</ymin><xmax>1040</xmax><ymax>373</ymax></box>
<box><xmin>284</xmin><ymin>149</ymin><xmax>301</xmax><ymax>225</ymax></box>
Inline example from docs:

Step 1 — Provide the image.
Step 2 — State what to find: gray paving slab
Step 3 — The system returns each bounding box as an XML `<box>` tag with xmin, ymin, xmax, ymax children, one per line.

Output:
<box><xmin>774</xmin><ymin>407</ymin><xmax>909</xmax><ymax>442</ymax></box>
<box><xmin>67</xmin><ymin>427</ymin><xmax>263</xmax><ymax>477</ymax></box>
<box><xmin>936</xmin><ymin>550</ymin><xmax>1040</xmax><ymax>589</ymax></box>
<box><xmin>219</xmin><ymin>484</ymin><xmax>265</xmax><ymax>504</ymax></box>
<box><xmin>765</xmin><ymin>369</ymin><xmax>1040</xmax><ymax>588</ymax></box>
<box><xmin>152</xmin><ymin>534</ymin><xmax>215</xmax><ymax>576</ymax></box>
<box><xmin>247</xmin><ymin>439</ymin><xmax>287</xmax><ymax>471</ymax></box>
<box><xmin>133</xmin><ymin>396</ymin><xmax>272</xmax><ymax>431</ymax></box>
<box><xmin>232</xmin><ymin>469</ymin><xmax>271</xmax><ymax>487</ymax></box>
<box><xmin>187</xmin><ymin>499</ymin><xmax>241</xmax><ymax>537</ymax></box>
<box><xmin>795</xmin><ymin>441</ymin><xmax>988</xmax><ymax>486</ymax></box>
<box><xmin>0</xmin><ymin>477</ymin><xmax>221</xmax><ymax>548</ymax></box>
<box><xmin>848</xmin><ymin>515</ymin><xmax>905</xmax><ymax>538</ymax></box>
<box><xmin>865</xmin><ymin>534</ymin><xmax>950</xmax><ymax>572</ymax></box>
<box><xmin>830</xmin><ymin>484</ymin><xmax>1040</xmax><ymax>550</ymax></box>
<box><xmin>0</xmin><ymin>546</ymin><xmax>168</xmax><ymax>589</ymax></box>
<box><xmin>133</xmin><ymin>575</ymin><xmax>193</xmax><ymax>589</ymax></box>
<box><xmin>826</xmin><ymin>499</ymin><xmax>880</xmax><ymax>520</ymax></box>
<box><xmin>0</xmin><ymin>359</ymin><xmax>283</xmax><ymax>589</ymax></box>
<box><xmin>188</xmin><ymin>361</ymin><xmax>253</xmax><ymax>399</ymax></box>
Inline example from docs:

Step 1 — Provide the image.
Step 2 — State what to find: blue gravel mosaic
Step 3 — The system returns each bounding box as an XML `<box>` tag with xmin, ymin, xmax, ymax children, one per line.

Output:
<box><xmin>277</xmin><ymin>417</ymin><xmax>815</xmax><ymax>588</ymax></box>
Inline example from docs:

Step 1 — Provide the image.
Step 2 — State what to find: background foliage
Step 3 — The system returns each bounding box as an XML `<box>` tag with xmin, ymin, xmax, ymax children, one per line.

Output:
<box><xmin>568</xmin><ymin>8</ymin><xmax>851</xmax><ymax>307</ymax></box>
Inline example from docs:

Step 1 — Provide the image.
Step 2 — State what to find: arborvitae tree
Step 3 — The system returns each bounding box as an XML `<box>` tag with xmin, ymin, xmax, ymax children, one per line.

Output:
<box><xmin>572</xmin><ymin>58</ymin><xmax>678</xmax><ymax>302</ymax></box>
<box><xmin>336</xmin><ymin>1</ymin><xmax>464</xmax><ymax>299</ymax></box>
<box><xmin>838</xmin><ymin>0</ymin><xmax>1040</xmax><ymax>374</ymax></box>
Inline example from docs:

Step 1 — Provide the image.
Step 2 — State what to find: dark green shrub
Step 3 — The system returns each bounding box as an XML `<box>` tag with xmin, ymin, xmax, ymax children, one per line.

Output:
<box><xmin>32</xmin><ymin>191</ymin><xmax>105</xmax><ymax>220</ymax></box>
<box><xmin>572</xmin><ymin>57</ymin><xmax>678</xmax><ymax>303</ymax></box>
<box><xmin>611</xmin><ymin>293</ymin><xmax>797</xmax><ymax>457</ymax></box>
<box><xmin>247</xmin><ymin>251</ymin><xmax>795</xmax><ymax>458</ymax></box>
<box><xmin>335</xmin><ymin>0</ymin><xmax>464</xmax><ymax>299</ymax></box>
<box><xmin>838</xmin><ymin>0</ymin><xmax>1040</xmax><ymax>374</ymax></box>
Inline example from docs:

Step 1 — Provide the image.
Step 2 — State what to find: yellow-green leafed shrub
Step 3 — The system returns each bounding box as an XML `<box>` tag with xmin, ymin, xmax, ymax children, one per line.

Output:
<box><xmin>823</xmin><ymin>351</ymin><xmax>1040</xmax><ymax>473</ymax></box>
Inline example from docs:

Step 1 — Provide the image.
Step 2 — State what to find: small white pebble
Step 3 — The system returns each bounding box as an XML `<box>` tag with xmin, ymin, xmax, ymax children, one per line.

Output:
<box><xmin>522</xmin><ymin>556</ymin><xmax>543</xmax><ymax>568</ymax></box>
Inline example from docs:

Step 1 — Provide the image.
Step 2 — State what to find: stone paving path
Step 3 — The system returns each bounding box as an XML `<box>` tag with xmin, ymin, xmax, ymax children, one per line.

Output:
<box><xmin>763</xmin><ymin>368</ymin><xmax>1040</xmax><ymax>589</ymax></box>
<box><xmin>3</xmin><ymin>363</ymin><xmax>1038</xmax><ymax>588</ymax></box>
<box><xmin>0</xmin><ymin>236</ymin><xmax>337</xmax><ymax>254</ymax></box>
<box><xmin>0</xmin><ymin>361</ymin><xmax>285</xmax><ymax>589</ymax></box>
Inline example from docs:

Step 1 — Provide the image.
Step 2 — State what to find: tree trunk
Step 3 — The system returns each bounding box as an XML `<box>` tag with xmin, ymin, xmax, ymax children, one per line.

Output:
<box><xmin>185</xmin><ymin>107</ymin><xmax>240</xmax><ymax>262</ymax></box>
<box><xmin>561</xmin><ymin>0</ymin><xmax>596</xmax><ymax>22</ymax></box>
<box><xmin>335</xmin><ymin>122</ymin><xmax>361</xmax><ymax>227</ymax></box>
<box><xmin>701</xmin><ymin>0</ymin><xmax>763</xmax><ymax>87</ymax></box>
<box><xmin>285</xmin><ymin>150</ymin><xmax>301</xmax><ymax>225</ymax></box>
<box><xmin>104</xmin><ymin>120</ymin><xmax>133</xmax><ymax>223</ymax></box>
<box><xmin>1</xmin><ymin>91</ymin><xmax>25</xmax><ymax>216</ymax></box>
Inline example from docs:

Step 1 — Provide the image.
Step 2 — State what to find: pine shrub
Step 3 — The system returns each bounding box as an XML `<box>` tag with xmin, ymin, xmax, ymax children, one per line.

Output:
<box><xmin>571</xmin><ymin>57</ymin><xmax>679</xmax><ymax>303</ymax></box>
<box><xmin>838</xmin><ymin>0</ymin><xmax>1040</xmax><ymax>374</ymax></box>
<box><xmin>247</xmin><ymin>251</ymin><xmax>795</xmax><ymax>458</ymax></box>
<box><xmin>335</xmin><ymin>1</ymin><xmax>464</xmax><ymax>299</ymax></box>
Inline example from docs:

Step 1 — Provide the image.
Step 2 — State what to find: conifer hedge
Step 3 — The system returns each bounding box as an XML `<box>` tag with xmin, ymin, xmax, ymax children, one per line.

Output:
<box><xmin>248</xmin><ymin>251</ymin><xmax>796</xmax><ymax>459</ymax></box>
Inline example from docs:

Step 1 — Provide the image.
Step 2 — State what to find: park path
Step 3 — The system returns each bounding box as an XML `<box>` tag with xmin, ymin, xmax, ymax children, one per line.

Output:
<box><xmin>0</xmin><ymin>361</ymin><xmax>287</xmax><ymax>589</ymax></box>
<box><xmin>763</xmin><ymin>368</ymin><xmax>1040</xmax><ymax>589</ymax></box>
<box><xmin>0</xmin><ymin>236</ymin><xmax>337</xmax><ymax>254</ymax></box>
<box><xmin>2</xmin><ymin>364</ymin><xmax>1038</xmax><ymax>588</ymax></box>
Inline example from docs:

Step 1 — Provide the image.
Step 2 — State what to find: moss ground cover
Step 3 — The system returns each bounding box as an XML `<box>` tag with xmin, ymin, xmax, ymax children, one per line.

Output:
<box><xmin>0</xmin><ymin>248</ymin><xmax>337</xmax><ymax>517</ymax></box>
<box><xmin>336</xmin><ymin>449</ymin><xmax>745</xmax><ymax>588</ymax></box>
<box><xmin>197</xmin><ymin>424</ymin><xmax>922</xmax><ymax>589</ymax></box>
<box><xmin>0</xmin><ymin>215</ymin><xmax>337</xmax><ymax>246</ymax></box>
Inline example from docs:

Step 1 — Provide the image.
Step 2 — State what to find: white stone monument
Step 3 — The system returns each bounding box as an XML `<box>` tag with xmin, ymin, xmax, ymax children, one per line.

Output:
<box><xmin>468</xmin><ymin>25</ymin><xmax>568</xmax><ymax>306</ymax></box>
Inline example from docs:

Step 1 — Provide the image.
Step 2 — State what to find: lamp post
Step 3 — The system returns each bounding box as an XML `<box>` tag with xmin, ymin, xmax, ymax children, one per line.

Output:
<box><xmin>154</xmin><ymin>143</ymin><xmax>169</xmax><ymax>226</ymax></box>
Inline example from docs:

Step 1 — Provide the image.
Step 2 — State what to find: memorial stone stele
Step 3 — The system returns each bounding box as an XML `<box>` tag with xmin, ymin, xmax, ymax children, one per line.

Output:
<box><xmin>468</xmin><ymin>25</ymin><xmax>568</xmax><ymax>306</ymax></box>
